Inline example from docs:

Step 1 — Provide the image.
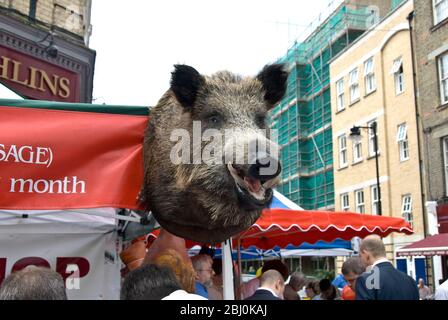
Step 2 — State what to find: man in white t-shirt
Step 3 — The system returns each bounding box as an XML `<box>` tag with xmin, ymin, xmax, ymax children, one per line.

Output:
<box><xmin>434</xmin><ymin>279</ymin><xmax>448</xmax><ymax>300</ymax></box>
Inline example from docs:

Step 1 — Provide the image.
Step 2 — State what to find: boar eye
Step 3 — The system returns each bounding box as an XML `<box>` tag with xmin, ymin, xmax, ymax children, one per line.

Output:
<box><xmin>207</xmin><ymin>113</ymin><xmax>223</xmax><ymax>127</ymax></box>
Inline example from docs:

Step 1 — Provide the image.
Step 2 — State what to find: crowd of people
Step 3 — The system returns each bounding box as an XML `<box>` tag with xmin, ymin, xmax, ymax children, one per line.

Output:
<box><xmin>1</xmin><ymin>235</ymin><xmax>448</xmax><ymax>300</ymax></box>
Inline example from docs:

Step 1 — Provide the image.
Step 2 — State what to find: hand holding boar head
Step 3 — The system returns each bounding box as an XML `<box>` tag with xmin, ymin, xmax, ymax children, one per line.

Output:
<box><xmin>141</xmin><ymin>64</ymin><xmax>288</xmax><ymax>243</ymax></box>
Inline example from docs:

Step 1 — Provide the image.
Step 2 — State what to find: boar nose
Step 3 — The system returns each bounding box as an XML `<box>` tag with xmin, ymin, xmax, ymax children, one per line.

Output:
<box><xmin>248</xmin><ymin>155</ymin><xmax>281</xmax><ymax>183</ymax></box>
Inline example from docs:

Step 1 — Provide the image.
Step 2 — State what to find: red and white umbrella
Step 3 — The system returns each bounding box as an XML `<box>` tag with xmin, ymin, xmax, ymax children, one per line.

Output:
<box><xmin>236</xmin><ymin>209</ymin><xmax>413</xmax><ymax>249</ymax></box>
<box><xmin>147</xmin><ymin>209</ymin><xmax>413</xmax><ymax>249</ymax></box>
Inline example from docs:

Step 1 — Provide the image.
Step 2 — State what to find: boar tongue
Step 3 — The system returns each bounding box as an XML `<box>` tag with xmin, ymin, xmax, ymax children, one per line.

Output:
<box><xmin>244</xmin><ymin>176</ymin><xmax>262</xmax><ymax>194</ymax></box>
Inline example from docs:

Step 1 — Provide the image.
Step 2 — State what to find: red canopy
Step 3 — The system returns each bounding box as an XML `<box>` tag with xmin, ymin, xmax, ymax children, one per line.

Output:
<box><xmin>396</xmin><ymin>233</ymin><xmax>448</xmax><ymax>257</ymax></box>
<box><xmin>236</xmin><ymin>209</ymin><xmax>413</xmax><ymax>249</ymax></box>
<box><xmin>147</xmin><ymin>209</ymin><xmax>413</xmax><ymax>250</ymax></box>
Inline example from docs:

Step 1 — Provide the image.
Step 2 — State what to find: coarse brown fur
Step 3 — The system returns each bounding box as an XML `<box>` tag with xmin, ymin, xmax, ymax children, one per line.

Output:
<box><xmin>141</xmin><ymin>64</ymin><xmax>288</xmax><ymax>243</ymax></box>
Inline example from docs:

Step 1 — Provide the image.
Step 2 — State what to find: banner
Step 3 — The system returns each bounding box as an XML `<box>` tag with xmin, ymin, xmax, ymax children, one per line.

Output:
<box><xmin>0</xmin><ymin>231</ymin><xmax>121</xmax><ymax>300</ymax></box>
<box><xmin>0</xmin><ymin>105</ymin><xmax>148</xmax><ymax>210</ymax></box>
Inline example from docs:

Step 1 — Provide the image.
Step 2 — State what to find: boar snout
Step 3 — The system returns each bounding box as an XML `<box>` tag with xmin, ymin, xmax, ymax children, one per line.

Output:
<box><xmin>227</xmin><ymin>151</ymin><xmax>281</xmax><ymax>212</ymax></box>
<box><xmin>248</xmin><ymin>155</ymin><xmax>281</xmax><ymax>183</ymax></box>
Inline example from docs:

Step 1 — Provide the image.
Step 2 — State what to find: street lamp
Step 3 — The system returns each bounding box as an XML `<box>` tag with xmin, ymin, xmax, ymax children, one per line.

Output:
<box><xmin>37</xmin><ymin>30</ymin><xmax>58</xmax><ymax>58</ymax></box>
<box><xmin>349</xmin><ymin>122</ymin><xmax>382</xmax><ymax>216</ymax></box>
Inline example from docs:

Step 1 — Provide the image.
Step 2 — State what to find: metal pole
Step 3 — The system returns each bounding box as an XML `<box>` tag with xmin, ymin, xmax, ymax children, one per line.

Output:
<box><xmin>222</xmin><ymin>239</ymin><xmax>235</xmax><ymax>300</ymax></box>
<box><xmin>372</xmin><ymin>122</ymin><xmax>382</xmax><ymax>215</ymax></box>
<box><xmin>237</xmin><ymin>239</ymin><xmax>243</xmax><ymax>300</ymax></box>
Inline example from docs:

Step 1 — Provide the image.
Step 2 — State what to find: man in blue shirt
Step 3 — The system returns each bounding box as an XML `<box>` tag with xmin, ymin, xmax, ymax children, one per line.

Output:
<box><xmin>192</xmin><ymin>254</ymin><xmax>215</xmax><ymax>299</ymax></box>
<box><xmin>332</xmin><ymin>273</ymin><xmax>348</xmax><ymax>289</ymax></box>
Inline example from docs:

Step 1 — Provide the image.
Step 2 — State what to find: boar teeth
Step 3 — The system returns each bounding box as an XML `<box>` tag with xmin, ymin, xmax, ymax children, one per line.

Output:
<box><xmin>228</xmin><ymin>163</ymin><xmax>246</xmax><ymax>186</ymax></box>
<box><xmin>263</xmin><ymin>176</ymin><xmax>280</xmax><ymax>189</ymax></box>
<box><xmin>228</xmin><ymin>163</ymin><xmax>268</xmax><ymax>200</ymax></box>
<box><xmin>250</xmin><ymin>186</ymin><xmax>266</xmax><ymax>201</ymax></box>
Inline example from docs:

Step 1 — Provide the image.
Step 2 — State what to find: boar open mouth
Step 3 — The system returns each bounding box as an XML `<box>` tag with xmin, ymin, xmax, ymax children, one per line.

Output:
<box><xmin>227</xmin><ymin>163</ymin><xmax>278</xmax><ymax>210</ymax></box>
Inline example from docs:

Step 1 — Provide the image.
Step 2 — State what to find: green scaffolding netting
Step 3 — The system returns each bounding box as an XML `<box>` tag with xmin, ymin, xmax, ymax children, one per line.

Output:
<box><xmin>270</xmin><ymin>2</ymin><xmax>407</xmax><ymax>210</ymax></box>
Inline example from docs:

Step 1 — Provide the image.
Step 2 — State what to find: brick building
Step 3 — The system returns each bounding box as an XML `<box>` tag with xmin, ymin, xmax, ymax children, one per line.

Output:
<box><xmin>271</xmin><ymin>0</ymin><xmax>400</xmax><ymax>211</ymax></box>
<box><xmin>410</xmin><ymin>0</ymin><xmax>448</xmax><ymax>286</ymax></box>
<box><xmin>329</xmin><ymin>0</ymin><xmax>431</xmax><ymax>283</ymax></box>
<box><xmin>0</xmin><ymin>0</ymin><xmax>95</xmax><ymax>102</ymax></box>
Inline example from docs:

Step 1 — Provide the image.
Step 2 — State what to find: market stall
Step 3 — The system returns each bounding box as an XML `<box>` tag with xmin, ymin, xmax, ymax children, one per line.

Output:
<box><xmin>0</xmin><ymin>99</ymin><xmax>150</xmax><ymax>299</ymax></box>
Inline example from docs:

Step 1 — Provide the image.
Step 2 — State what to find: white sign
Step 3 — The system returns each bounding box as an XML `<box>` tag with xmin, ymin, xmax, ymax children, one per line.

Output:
<box><xmin>0</xmin><ymin>209</ymin><xmax>122</xmax><ymax>300</ymax></box>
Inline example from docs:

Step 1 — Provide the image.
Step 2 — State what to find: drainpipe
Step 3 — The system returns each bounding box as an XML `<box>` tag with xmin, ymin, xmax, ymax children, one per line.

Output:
<box><xmin>407</xmin><ymin>10</ymin><xmax>431</xmax><ymax>287</ymax></box>
<box><xmin>407</xmin><ymin>11</ymin><xmax>428</xmax><ymax>238</ymax></box>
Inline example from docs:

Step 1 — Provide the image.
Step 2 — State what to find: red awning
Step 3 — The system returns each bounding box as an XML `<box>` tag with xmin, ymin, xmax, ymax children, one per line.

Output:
<box><xmin>396</xmin><ymin>233</ymin><xmax>448</xmax><ymax>257</ymax></box>
<box><xmin>147</xmin><ymin>209</ymin><xmax>413</xmax><ymax>250</ymax></box>
<box><xmin>234</xmin><ymin>209</ymin><xmax>413</xmax><ymax>249</ymax></box>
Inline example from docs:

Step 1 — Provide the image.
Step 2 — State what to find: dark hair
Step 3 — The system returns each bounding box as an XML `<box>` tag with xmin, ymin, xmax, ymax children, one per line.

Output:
<box><xmin>261</xmin><ymin>259</ymin><xmax>289</xmax><ymax>280</ymax></box>
<box><xmin>319</xmin><ymin>278</ymin><xmax>331</xmax><ymax>291</ymax></box>
<box><xmin>306</xmin><ymin>281</ymin><xmax>320</xmax><ymax>295</ymax></box>
<box><xmin>120</xmin><ymin>264</ymin><xmax>181</xmax><ymax>300</ymax></box>
<box><xmin>289</xmin><ymin>272</ymin><xmax>306</xmax><ymax>289</ymax></box>
<box><xmin>341</xmin><ymin>257</ymin><xmax>365</xmax><ymax>276</ymax></box>
<box><xmin>199</xmin><ymin>246</ymin><xmax>215</xmax><ymax>258</ymax></box>
<box><xmin>319</xmin><ymin>279</ymin><xmax>338</xmax><ymax>300</ymax></box>
<box><xmin>0</xmin><ymin>266</ymin><xmax>67</xmax><ymax>300</ymax></box>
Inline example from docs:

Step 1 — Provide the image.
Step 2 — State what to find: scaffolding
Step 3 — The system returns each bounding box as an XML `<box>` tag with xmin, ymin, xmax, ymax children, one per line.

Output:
<box><xmin>270</xmin><ymin>1</ymin><xmax>404</xmax><ymax>210</ymax></box>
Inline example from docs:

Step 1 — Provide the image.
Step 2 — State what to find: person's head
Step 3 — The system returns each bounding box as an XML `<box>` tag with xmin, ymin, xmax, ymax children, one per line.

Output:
<box><xmin>0</xmin><ymin>266</ymin><xmax>67</xmax><ymax>300</ymax></box>
<box><xmin>153</xmin><ymin>249</ymin><xmax>196</xmax><ymax>293</ymax></box>
<box><xmin>418</xmin><ymin>278</ymin><xmax>425</xmax><ymax>288</ymax></box>
<box><xmin>305</xmin><ymin>281</ymin><xmax>320</xmax><ymax>299</ymax></box>
<box><xmin>191</xmin><ymin>254</ymin><xmax>215</xmax><ymax>288</ymax></box>
<box><xmin>288</xmin><ymin>272</ymin><xmax>306</xmax><ymax>291</ymax></box>
<box><xmin>341</xmin><ymin>257</ymin><xmax>366</xmax><ymax>289</ymax></box>
<box><xmin>261</xmin><ymin>259</ymin><xmax>289</xmax><ymax>281</ymax></box>
<box><xmin>120</xmin><ymin>240</ymin><xmax>147</xmax><ymax>271</ymax></box>
<box><xmin>120</xmin><ymin>263</ymin><xmax>181</xmax><ymax>300</ymax></box>
<box><xmin>319</xmin><ymin>278</ymin><xmax>338</xmax><ymax>300</ymax></box>
<box><xmin>359</xmin><ymin>235</ymin><xmax>387</xmax><ymax>267</ymax></box>
<box><xmin>260</xmin><ymin>270</ymin><xmax>285</xmax><ymax>299</ymax></box>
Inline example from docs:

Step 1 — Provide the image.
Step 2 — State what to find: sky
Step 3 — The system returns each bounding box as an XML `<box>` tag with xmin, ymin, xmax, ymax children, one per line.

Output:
<box><xmin>89</xmin><ymin>0</ymin><xmax>337</xmax><ymax>107</ymax></box>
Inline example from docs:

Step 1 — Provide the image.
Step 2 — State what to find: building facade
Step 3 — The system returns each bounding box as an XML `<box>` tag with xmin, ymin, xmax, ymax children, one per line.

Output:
<box><xmin>412</xmin><ymin>0</ymin><xmax>448</xmax><ymax>285</ymax></box>
<box><xmin>0</xmin><ymin>0</ymin><xmax>95</xmax><ymax>102</ymax></box>
<box><xmin>271</xmin><ymin>0</ymin><xmax>402</xmax><ymax>211</ymax></box>
<box><xmin>330</xmin><ymin>0</ymin><xmax>429</xmax><ymax>281</ymax></box>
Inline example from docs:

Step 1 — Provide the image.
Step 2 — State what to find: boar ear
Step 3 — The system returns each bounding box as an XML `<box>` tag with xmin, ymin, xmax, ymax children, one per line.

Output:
<box><xmin>170</xmin><ymin>64</ymin><xmax>205</xmax><ymax>110</ymax></box>
<box><xmin>257</xmin><ymin>64</ymin><xmax>288</xmax><ymax>107</ymax></box>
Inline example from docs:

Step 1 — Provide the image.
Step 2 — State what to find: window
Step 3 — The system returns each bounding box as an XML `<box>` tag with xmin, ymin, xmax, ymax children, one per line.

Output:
<box><xmin>341</xmin><ymin>193</ymin><xmax>350</xmax><ymax>212</ymax></box>
<box><xmin>371</xmin><ymin>185</ymin><xmax>379</xmax><ymax>215</ymax></box>
<box><xmin>401</xmin><ymin>195</ymin><xmax>413</xmax><ymax>227</ymax></box>
<box><xmin>355</xmin><ymin>189</ymin><xmax>365</xmax><ymax>213</ymax></box>
<box><xmin>397</xmin><ymin>123</ymin><xmax>409</xmax><ymax>161</ymax></box>
<box><xmin>339</xmin><ymin>135</ymin><xmax>348</xmax><ymax>168</ymax></box>
<box><xmin>439</xmin><ymin>53</ymin><xmax>448</xmax><ymax>105</ymax></box>
<box><xmin>336</xmin><ymin>79</ymin><xmax>345</xmax><ymax>112</ymax></box>
<box><xmin>367</xmin><ymin>120</ymin><xmax>378</xmax><ymax>157</ymax></box>
<box><xmin>392</xmin><ymin>57</ymin><xmax>404</xmax><ymax>95</ymax></box>
<box><xmin>353</xmin><ymin>140</ymin><xmax>363</xmax><ymax>163</ymax></box>
<box><xmin>29</xmin><ymin>0</ymin><xmax>37</xmax><ymax>22</ymax></box>
<box><xmin>433</xmin><ymin>0</ymin><xmax>448</xmax><ymax>25</ymax></box>
<box><xmin>364</xmin><ymin>58</ymin><xmax>376</xmax><ymax>94</ymax></box>
<box><xmin>443</xmin><ymin>137</ymin><xmax>448</xmax><ymax>196</ymax></box>
<box><xmin>349</xmin><ymin>68</ymin><xmax>360</xmax><ymax>103</ymax></box>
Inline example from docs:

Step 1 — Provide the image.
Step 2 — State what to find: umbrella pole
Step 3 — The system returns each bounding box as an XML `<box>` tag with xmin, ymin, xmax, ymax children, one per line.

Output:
<box><xmin>222</xmin><ymin>238</ymin><xmax>234</xmax><ymax>300</ymax></box>
<box><xmin>237</xmin><ymin>238</ymin><xmax>242</xmax><ymax>300</ymax></box>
